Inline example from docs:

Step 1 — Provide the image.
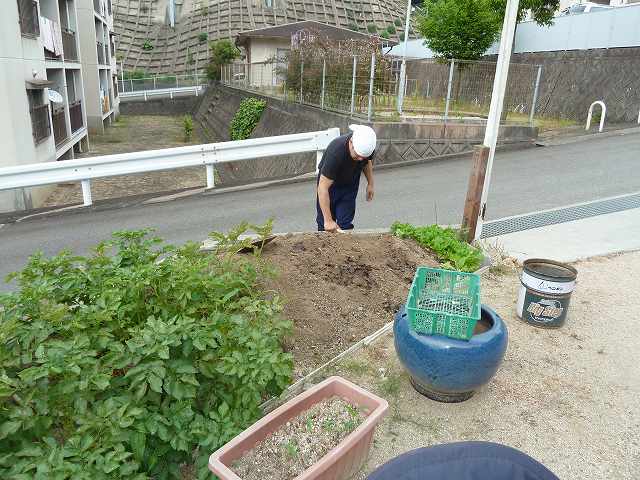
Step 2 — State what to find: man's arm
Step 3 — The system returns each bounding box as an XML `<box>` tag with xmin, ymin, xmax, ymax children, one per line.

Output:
<box><xmin>317</xmin><ymin>175</ymin><xmax>339</xmax><ymax>231</ymax></box>
<box><xmin>363</xmin><ymin>160</ymin><xmax>374</xmax><ymax>202</ymax></box>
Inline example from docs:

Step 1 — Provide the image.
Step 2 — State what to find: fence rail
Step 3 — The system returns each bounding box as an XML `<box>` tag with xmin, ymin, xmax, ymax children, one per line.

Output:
<box><xmin>52</xmin><ymin>108</ymin><xmax>68</xmax><ymax>147</ymax></box>
<box><xmin>30</xmin><ymin>104</ymin><xmax>51</xmax><ymax>144</ymax></box>
<box><xmin>120</xmin><ymin>74</ymin><xmax>209</xmax><ymax>93</ymax></box>
<box><xmin>222</xmin><ymin>57</ymin><xmax>541</xmax><ymax>125</ymax></box>
<box><xmin>0</xmin><ymin>128</ymin><xmax>340</xmax><ymax>207</ymax></box>
<box><xmin>119</xmin><ymin>85</ymin><xmax>206</xmax><ymax>101</ymax></box>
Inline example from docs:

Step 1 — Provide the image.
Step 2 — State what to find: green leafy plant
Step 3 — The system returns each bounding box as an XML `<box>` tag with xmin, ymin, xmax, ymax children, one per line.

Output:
<box><xmin>206</xmin><ymin>39</ymin><xmax>240</xmax><ymax>81</ymax></box>
<box><xmin>187</xmin><ymin>53</ymin><xmax>195</xmax><ymax>65</ymax></box>
<box><xmin>123</xmin><ymin>69</ymin><xmax>146</xmax><ymax>80</ymax></box>
<box><xmin>381</xmin><ymin>31</ymin><xmax>390</xmax><ymax>40</ymax></box>
<box><xmin>347</xmin><ymin>22</ymin><xmax>359</xmax><ymax>31</ymax></box>
<box><xmin>183</xmin><ymin>115</ymin><xmax>194</xmax><ymax>142</ymax></box>
<box><xmin>391</xmin><ymin>222</ymin><xmax>483</xmax><ymax>272</ymax></box>
<box><xmin>142</xmin><ymin>40</ymin><xmax>154</xmax><ymax>51</ymax></box>
<box><xmin>399</xmin><ymin>32</ymin><xmax>405</xmax><ymax>41</ymax></box>
<box><xmin>0</xmin><ymin>223</ymin><xmax>293</xmax><ymax>479</ymax></box>
<box><xmin>229</xmin><ymin>98</ymin><xmax>267</xmax><ymax>141</ymax></box>
<box><xmin>394</xmin><ymin>18</ymin><xmax>403</xmax><ymax>27</ymax></box>
<box><xmin>367</xmin><ymin>24</ymin><xmax>378</xmax><ymax>34</ymax></box>
<box><xmin>417</xmin><ymin>0</ymin><xmax>501</xmax><ymax>60</ymax></box>
<box><xmin>198</xmin><ymin>32</ymin><xmax>208</xmax><ymax>44</ymax></box>
<box><xmin>386</xmin><ymin>25</ymin><xmax>396</xmax><ymax>35</ymax></box>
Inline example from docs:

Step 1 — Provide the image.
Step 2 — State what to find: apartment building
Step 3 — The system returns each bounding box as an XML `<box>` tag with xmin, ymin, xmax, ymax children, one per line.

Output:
<box><xmin>1</xmin><ymin>0</ymin><xmax>91</xmax><ymax>212</ymax></box>
<box><xmin>77</xmin><ymin>0</ymin><xmax>119</xmax><ymax>133</ymax></box>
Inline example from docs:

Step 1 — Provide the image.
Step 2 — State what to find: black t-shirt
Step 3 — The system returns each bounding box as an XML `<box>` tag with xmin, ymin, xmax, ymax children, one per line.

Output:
<box><xmin>318</xmin><ymin>134</ymin><xmax>372</xmax><ymax>186</ymax></box>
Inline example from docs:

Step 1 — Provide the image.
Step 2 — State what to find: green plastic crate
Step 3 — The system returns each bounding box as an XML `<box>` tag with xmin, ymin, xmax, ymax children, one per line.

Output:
<box><xmin>406</xmin><ymin>267</ymin><xmax>481</xmax><ymax>340</ymax></box>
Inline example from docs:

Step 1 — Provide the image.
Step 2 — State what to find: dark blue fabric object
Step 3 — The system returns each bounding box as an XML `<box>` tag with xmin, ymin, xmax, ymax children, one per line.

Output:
<box><xmin>394</xmin><ymin>305</ymin><xmax>508</xmax><ymax>398</ymax></box>
<box><xmin>316</xmin><ymin>175</ymin><xmax>360</xmax><ymax>231</ymax></box>
<box><xmin>367</xmin><ymin>442</ymin><xmax>560</xmax><ymax>480</ymax></box>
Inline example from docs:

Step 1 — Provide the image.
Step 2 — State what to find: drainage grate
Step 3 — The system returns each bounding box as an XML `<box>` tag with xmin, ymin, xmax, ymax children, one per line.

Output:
<box><xmin>481</xmin><ymin>192</ymin><xmax>640</xmax><ymax>238</ymax></box>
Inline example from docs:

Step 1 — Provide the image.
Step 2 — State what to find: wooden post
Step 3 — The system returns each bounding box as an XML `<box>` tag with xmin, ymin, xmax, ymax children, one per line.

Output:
<box><xmin>462</xmin><ymin>145</ymin><xmax>491</xmax><ymax>243</ymax></box>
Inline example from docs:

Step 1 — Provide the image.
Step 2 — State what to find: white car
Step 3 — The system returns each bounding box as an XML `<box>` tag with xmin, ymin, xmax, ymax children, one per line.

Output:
<box><xmin>560</xmin><ymin>3</ymin><xmax>613</xmax><ymax>15</ymax></box>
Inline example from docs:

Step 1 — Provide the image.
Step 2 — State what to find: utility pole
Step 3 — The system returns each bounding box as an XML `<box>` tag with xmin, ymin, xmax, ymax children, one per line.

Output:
<box><xmin>396</xmin><ymin>0</ymin><xmax>412</xmax><ymax>115</ymax></box>
<box><xmin>461</xmin><ymin>0</ymin><xmax>520</xmax><ymax>242</ymax></box>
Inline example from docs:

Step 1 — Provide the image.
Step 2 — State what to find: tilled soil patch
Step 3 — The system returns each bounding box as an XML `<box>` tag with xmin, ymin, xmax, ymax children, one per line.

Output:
<box><xmin>260</xmin><ymin>232</ymin><xmax>439</xmax><ymax>377</ymax></box>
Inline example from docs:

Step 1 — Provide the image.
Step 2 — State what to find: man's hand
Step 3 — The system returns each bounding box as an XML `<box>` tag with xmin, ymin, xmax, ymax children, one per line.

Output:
<box><xmin>324</xmin><ymin>219</ymin><xmax>339</xmax><ymax>232</ymax></box>
<box><xmin>366</xmin><ymin>183</ymin><xmax>374</xmax><ymax>202</ymax></box>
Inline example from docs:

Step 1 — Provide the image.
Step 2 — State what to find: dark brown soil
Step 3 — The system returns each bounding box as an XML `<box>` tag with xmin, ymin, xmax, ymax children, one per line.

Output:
<box><xmin>260</xmin><ymin>232</ymin><xmax>439</xmax><ymax>377</ymax></box>
<box><xmin>232</xmin><ymin>397</ymin><xmax>365</xmax><ymax>480</ymax></box>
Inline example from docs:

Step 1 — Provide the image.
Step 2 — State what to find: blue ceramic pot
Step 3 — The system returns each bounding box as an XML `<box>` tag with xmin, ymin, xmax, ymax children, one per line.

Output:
<box><xmin>394</xmin><ymin>305</ymin><xmax>508</xmax><ymax>402</ymax></box>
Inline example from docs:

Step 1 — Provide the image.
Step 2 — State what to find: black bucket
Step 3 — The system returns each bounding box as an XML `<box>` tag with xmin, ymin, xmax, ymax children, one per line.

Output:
<box><xmin>516</xmin><ymin>259</ymin><xmax>578</xmax><ymax>329</ymax></box>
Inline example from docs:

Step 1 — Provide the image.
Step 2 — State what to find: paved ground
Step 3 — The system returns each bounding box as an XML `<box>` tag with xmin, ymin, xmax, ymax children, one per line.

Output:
<box><xmin>1</xmin><ymin>132</ymin><xmax>639</xmax><ymax>290</ymax></box>
<box><xmin>43</xmin><ymin>115</ymin><xmax>205</xmax><ymax>207</ymax></box>
<box><xmin>324</xmin><ymin>251</ymin><xmax>640</xmax><ymax>479</ymax></box>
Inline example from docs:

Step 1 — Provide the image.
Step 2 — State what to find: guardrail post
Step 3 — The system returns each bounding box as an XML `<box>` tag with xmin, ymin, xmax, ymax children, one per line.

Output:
<box><xmin>586</xmin><ymin>100</ymin><xmax>606</xmax><ymax>133</ymax></box>
<box><xmin>130</xmin><ymin>79</ymin><xmax>133</xmax><ymax>92</ymax></box>
<box><xmin>206</xmin><ymin>164</ymin><xmax>215</xmax><ymax>189</ymax></box>
<box><xmin>81</xmin><ymin>179</ymin><xmax>92</xmax><ymax>206</ymax></box>
<box><xmin>176</xmin><ymin>76</ymin><xmax>179</xmax><ymax>88</ymax></box>
<box><xmin>444</xmin><ymin>59</ymin><xmax>455</xmax><ymax>122</ymax></box>
<box><xmin>350</xmin><ymin>56</ymin><xmax>357</xmax><ymax>115</ymax></box>
<box><xmin>529</xmin><ymin>65</ymin><xmax>542</xmax><ymax>126</ymax></box>
<box><xmin>367</xmin><ymin>53</ymin><xmax>376</xmax><ymax>122</ymax></box>
<box><xmin>153</xmin><ymin>76</ymin><xmax>157</xmax><ymax>90</ymax></box>
<box><xmin>299</xmin><ymin>61</ymin><xmax>304</xmax><ymax>104</ymax></box>
<box><xmin>144</xmin><ymin>91</ymin><xmax>148</xmax><ymax>101</ymax></box>
<box><xmin>321</xmin><ymin>58</ymin><xmax>326</xmax><ymax>110</ymax></box>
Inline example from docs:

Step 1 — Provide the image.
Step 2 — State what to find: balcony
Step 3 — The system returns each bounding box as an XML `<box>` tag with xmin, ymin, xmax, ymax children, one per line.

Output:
<box><xmin>62</xmin><ymin>29</ymin><xmax>78</xmax><ymax>62</ymax></box>
<box><xmin>102</xmin><ymin>94</ymin><xmax>110</xmax><ymax>114</ymax></box>
<box><xmin>30</xmin><ymin>104</ymin><xmax>51</xmax><ymax>144</ymax></box>
<box><xmin>52</xmin><ymin>107</ymin><xmax>69</xmax><ymax>147</ymax></box>
<box><xmin>17</xmin><ymin>0</ymin><xmax>39</xmax><ymax>37</ymax></box>
<box><xmin>69</xmin><ymin>100</ymin><xmax>84</xmax><ymax>133</ymax></box>
<box><xmin>97</xmin><ymin>42</ymin><xmax>106</xmax><ymax>65</ymax></box>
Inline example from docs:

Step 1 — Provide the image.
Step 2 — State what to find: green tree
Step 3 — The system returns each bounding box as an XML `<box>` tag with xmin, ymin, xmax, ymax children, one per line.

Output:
<box><xmin>489</xmin><ymin>0</ymin><xmax>560</xmax><ymax>26</ymax></box>
<box><xmin>416</xmin><ymin>0</ymin><xmax>501</xmax><ymax>60</ymax></box>
<box><xmin>206</xmin><ymin>39</ymin><xmax>240</xmax><ymax>81</ymax></box>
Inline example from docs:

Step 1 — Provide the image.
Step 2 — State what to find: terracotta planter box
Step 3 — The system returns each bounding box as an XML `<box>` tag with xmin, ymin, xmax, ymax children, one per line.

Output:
<box><xmin>208</xmin><ymin>376</ymin><xmax>389</xmax><ymax>480</ymax></box>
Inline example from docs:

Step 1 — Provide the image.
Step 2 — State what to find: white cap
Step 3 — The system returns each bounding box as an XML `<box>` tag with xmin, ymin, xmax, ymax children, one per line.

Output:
<box><xmin>349</xmin><ymin>124</ymin><xmax>377</xmax><ymax>158</ymax></box>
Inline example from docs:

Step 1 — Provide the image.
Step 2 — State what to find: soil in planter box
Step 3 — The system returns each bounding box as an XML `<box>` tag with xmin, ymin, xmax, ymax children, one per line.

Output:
<box><xmin>232</xmin><ymin>397</ymin><xmax>366</xmax><ymax>479</ymax></box>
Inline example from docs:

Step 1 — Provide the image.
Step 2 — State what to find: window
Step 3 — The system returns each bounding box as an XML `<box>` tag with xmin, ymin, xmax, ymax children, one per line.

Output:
<box><xmin>17</xmin><ymin>0</ymin><xmax>40</xmax><ymax>37</ymax></box>
<box><xmin>27</xmin><ymin>89</ymin><xmax>51</xmax><ymax>144</ymax></box>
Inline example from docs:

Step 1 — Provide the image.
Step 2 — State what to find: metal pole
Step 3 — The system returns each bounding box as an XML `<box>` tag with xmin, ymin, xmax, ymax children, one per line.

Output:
<box><xmin>475</xmin><ymin>0</ymin><xmax>521</xmax><ymax>241</ymax></box>
<box><xmin>321</xmin><ymin>58</ymin><xmax>326</xmax><ymax>110</ymax></box>
<box><xmin>350</xmin><ymin>56</ymin><xmax>357</xmax><ymax>115</ymax></box>
<box><xmin>153</xmin><ymin>75</ymin><xmax>156</xmax><ymax>90</ymax></box>
<box><xmin>206</xmin><ymin>164</ymin><xmax>215</xmax><ymax>189</ymax></box>
<box><xmin>529</xmin><ymin>65</ymin><xmax>542</xmax><ymax>126</ymax></box>
<box><xmin>130</xmin><ymin>79</ymin><xmax>133</xmax><ymax>92</ymax></box>
<box><xmin>299</xmin><ymin>61</ymin><xmax>304</xmax><ymax>103</ymax></box>
<box><xmin>176</xmin><ymin>76</ymin><xmax>179</xmax><ymax>88</ymax></box>
<box><xmin>397</xmin><ymin>0</ymin><xmax>412</xmax><ymax>114</ymax></box>
<box><xmin>444</xmin><ymin>59</ymin><xmax>455</xmax><ymax>122</ymax></box>
<box><xmin>367</xmin><ymin>53</ymin><xmax>376</xmax><ymax>122</ymax></box>
<box><xmin>81</xmin><ymin>179</ymin><xmax>92</xmax><ymax>206</ymax></box>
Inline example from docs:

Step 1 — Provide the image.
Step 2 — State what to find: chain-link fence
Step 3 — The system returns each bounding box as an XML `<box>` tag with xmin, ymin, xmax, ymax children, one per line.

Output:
<box><xmin>221</xmin><ymin>57</ymin><xmax>542</xmax><ymax>125</ymax></box>
<box><xmin>119</xmin><ymin>74</ymin><xmax>209</xmax><ymax>93</ymax></box>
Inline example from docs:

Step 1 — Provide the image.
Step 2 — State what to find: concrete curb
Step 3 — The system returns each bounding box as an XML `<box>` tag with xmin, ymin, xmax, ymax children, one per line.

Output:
<box><xmin>536</xmin><ymin>126</ymin><xmax>640</xmax><ymax>147</ymax></box>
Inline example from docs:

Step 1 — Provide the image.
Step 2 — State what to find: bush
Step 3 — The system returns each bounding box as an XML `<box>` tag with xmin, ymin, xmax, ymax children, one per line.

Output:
<box><xmin>386</xmin><ymin>25</ymin><xmax>396</xmax><ymax>35</ymax></box>
<box><xmin>347</xmin><ymin>22</ymin><xmax>359</xmax><ymax>31</ymax></box>
<box><xmin>391</xmin><ymin>222</ymin><xmax>483</xmax><ymax>272</ymax></box>
<box><xmin>381</xmin><ymin>31</ymin><xmax>390</xmax><ymax>39</ymax></box>
<box><xmin>399</xmin><ymin>32</ymin><xmax>405</xmax><ymax>41</ymax></box>
<box><xmin>183</xmin><ymin>115</ymin><xmax>194</xmax><ymax>142</ymax></box>
<box><xmin>123</xmin><ymin>69</ymin><xmax>146</xmax><ymax>80</ymax></box>
<box><xmin>198</xmin><ymin>32</ymin><xmax>208</xmax><ymax>43</ymax></box>
<box><xmin>229</xmin><ymin>98</ymin><xmax>267</xmax><ymax>141</ymax></box>
<box><xmin>367</xmin><ymin>24</ymin><xmax>378</xmax><ymax>33</ymax></box>
<box><xmin>207</xmin><ymin>40</ymin><xmax>240</xmax><ymax>81</ymax></box>
<box><xmin>394</xmin><ymin>18</ymin><xmax>403</xmax><ymax>27</ymax></box>
<box><xmin>142</xmin><ymin>40</ymin><xmax>153</xmax><ymax>51</ymax></box>
<box><xmin>0</xmin><ymin>224</ymin><xmax>293</xmax><ymax>479</ymax></box>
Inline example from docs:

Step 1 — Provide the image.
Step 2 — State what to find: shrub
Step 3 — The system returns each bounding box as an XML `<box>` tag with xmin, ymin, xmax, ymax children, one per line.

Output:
<box><xmin>229</xmin><ymin>98</ymin><xmax>267</xmax><ymax>141</ymax></box>
<box><xmin>183</xmin><ymin>115</ymin><xmax>194</xmax><ymax>142</ymax></box>
<box><xmin>206</xmin><ymin>40</ymin><xmax>240</xmax><ymax>81</ymax></box>
<box><xmin>381</xmin><ymin>31</ymin><xmax>390</xmax><ymax>39</ymax></box>
<box><xmin>394</xmin><ymin>18</ymin><xmax>403</xmax><ymax>27</ymax></box>
<box><xmin>347</xmin><ymin>22</ymin><xmax>359</xmax><ymax>31</ymax></box>
<box><xmin>142</xmin><ymin>40</ymin><xmax>153</xmax><ymax>51</ymax></box>
<box><xmin>0</xmin><ymin>224</ymin><xmax>293</xmax><ymax>479</ymax></box>
<box><xmin>399</xmin><ymin>32</ymin><xmax>405</xmax><ymax>41</ymax></box>
<box><xmin>391</xmin><ymin>222</ymin><xmax>483</xmax><ymax>272</ymax></box>
<box><xmin>367</xmin><ymin>24</ymin><xmax>378</xmax><ymax>33</ymax></box>
<box><xmin>123</xmin><ymin>69</ymin><xmax>146</xmax><ymax>80</ymax></box>
<box><xmin>386</xmin><ymin>25</ymin><xmax>396</xmax><ymax>35</ymax></box>
<box><xmin>198</xmin><ymin>32</ymin><xmax>208</xmax><ymax>43</ymax></box>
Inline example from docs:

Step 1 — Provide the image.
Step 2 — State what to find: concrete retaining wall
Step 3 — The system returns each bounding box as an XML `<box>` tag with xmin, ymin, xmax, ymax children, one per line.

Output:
<box><xmin>194</xmin><ymin>85</ymin><xmax>538</xmax><ymax>186</ymax></box>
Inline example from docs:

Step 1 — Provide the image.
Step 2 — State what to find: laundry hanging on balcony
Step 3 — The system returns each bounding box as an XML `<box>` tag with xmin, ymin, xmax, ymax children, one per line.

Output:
<box><xmin>40</xmin><ymin>17</ymin><xmax>63</xmax><ymax>56</ymax></box>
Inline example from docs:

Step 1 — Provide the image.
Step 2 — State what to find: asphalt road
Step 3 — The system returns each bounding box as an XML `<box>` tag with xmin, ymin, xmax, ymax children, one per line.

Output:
<box><xmin>1</xmin><ymin>132</ymin><xmax>639</xmax><ymax>291</ymax></box>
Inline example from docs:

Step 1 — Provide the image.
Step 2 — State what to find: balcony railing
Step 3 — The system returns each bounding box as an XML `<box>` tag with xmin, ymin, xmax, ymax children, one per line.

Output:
<box><xmin>69</xmin><ymin>100</ymin><xmax>83</xmax><ymax>133</ymax></box>
<box><xmin>52</xmin><ymin>108</ymin><xmax>69</xmax><ymax>147</ymax></box>
<box><xmin>17</xmin><ymin>0</ymin><xmax>40</xmax><ymax>37</ymax></box>
<box><xmin>97</xmin><ymin>42</ymin><xmax>106</xmax><ymax>65</ymax></box>
<box><xmin>30</xmin><ymin>104</ymin><xmax>51</xmax><ymax>144</ymax></box>
<box><xmin>62</xmin><ymin>29</ymin><xmax>78</xmax><ymax>62</ymax></box>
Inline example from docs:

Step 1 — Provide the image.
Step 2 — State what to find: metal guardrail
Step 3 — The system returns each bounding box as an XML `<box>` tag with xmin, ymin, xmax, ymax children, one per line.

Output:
<box><xmin>119</xmin><ymin>85</ymin><xmax>206</xmax><ymax>101</ymax></box>
<box><xmin>0</xmin><ymin>128</ymin><xmax>341</xmax><ymax>207</ymax></box>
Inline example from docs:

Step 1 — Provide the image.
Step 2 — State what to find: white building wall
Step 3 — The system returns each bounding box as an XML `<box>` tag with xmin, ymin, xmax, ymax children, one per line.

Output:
<box><xmin>247</xmin><ymin>37</ymin><xmax>291</xmax><ymax>87</ymax></box>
